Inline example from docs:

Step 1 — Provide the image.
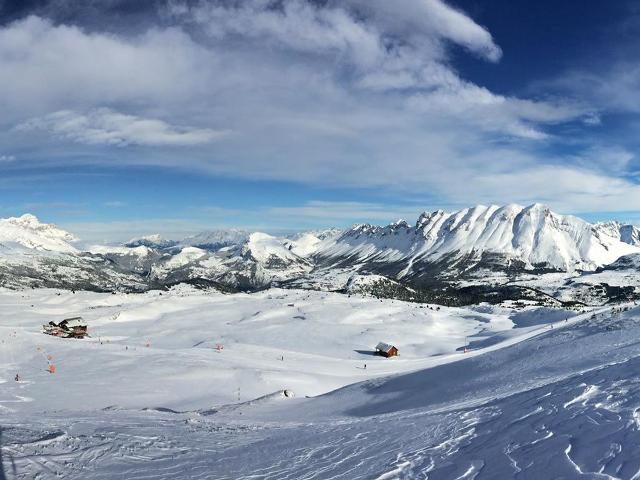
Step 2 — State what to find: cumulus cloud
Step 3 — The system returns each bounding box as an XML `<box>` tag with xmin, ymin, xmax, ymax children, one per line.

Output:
<box><xmin>16</xmin><ymin>108</ymin><xmax>228</xmax><ymax>146</ymax></box>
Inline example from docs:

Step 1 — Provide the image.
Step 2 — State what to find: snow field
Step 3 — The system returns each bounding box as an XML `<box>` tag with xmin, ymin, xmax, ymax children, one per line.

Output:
<box><xmin>1</xmin><ymin>287</ymin><xmax>555</xmax><ymax>414</ymax></box>
<box><xmin>1</xmin><ymin>286</ymin><xmax>633</xmax><ymax>479</ymax></box>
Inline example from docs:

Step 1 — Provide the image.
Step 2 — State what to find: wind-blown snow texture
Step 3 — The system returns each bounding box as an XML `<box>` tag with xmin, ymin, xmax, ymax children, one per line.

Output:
<box><xmin>1</xmin><ymin>287</ymin><xmax>638</xmax><ymax>479</ymax></box>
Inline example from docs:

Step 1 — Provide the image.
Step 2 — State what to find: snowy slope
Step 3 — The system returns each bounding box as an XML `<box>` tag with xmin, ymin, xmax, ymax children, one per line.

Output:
<box><xmin>284</xmin><ymin>229</ymin><xmax>343</xmax><ymax>257</ymax></box>
<box><xmin>210</xmin><ymin>304</ymin><xmax>640</xmax><ymax>479</ymax></box>
<box><xmin>0</xmin><ymin>288</ymin><xmax>523</xmax><ymax>413</ymax></box>
<box><xmin>1</xmin><ymin>288</ymin><xmax>637</xmax><ymax>479</ymax></box>
<box><xmin>621</xmin><ymin>224</ymin><xmax>640</xmax><ymax>246</ymax></box>
<box><xmin>316</xmin><ymin>204</ymin><xmax>640</xmax><ymax>275</ymax></box>
<box><xmin>594</xmin><ymin>220</ymin><xmax>640</xmax><ymax>246</ymax></box>
<box><xmin>285</xmin><ymin>232</ymin><xmax>323</xmax><ymax>257</ymax></box>
<box><xmin>605</xmin><ymin>252</ymin><xmax>640</xmax><ymax>270</ymax></box>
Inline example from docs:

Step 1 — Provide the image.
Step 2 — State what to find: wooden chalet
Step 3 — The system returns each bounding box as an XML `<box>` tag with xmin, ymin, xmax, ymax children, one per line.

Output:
<box><xmin>375</xmin><ymin>342</ymin><xmax>398</xmax><ymax>358</ymax></box>
<box><xmin>43</xmin><ymin>317</ymin><xmax>88</xmax><ymax>339</ymax></box>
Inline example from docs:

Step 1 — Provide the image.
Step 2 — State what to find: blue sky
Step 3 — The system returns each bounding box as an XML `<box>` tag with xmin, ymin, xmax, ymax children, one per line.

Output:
<box><xmin>1</xmin><ymin>0</ymin><xmax>639</xmax><ymax>241</ymax></box>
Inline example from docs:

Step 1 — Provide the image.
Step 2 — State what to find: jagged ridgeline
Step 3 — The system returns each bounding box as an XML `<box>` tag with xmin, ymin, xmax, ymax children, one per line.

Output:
<box><xmin>1</xmin><ymin>204</ymin><xmax>639</xmax><ymax>305</ymax></box>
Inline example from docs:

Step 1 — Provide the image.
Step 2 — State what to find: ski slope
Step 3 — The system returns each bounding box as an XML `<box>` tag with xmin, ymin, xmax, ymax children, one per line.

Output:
<box><xmin>0</xmin><ymin>287</ymin><xmax>549</xmax><ymax>412</ymax></box>
<box><xmin>0</xmin><ymin>287</ymin><xmax>637</xmax><ymax>479</ymax></box>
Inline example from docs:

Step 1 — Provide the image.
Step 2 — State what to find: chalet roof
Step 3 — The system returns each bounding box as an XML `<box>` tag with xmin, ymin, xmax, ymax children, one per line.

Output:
<box><xmin>60</xmin><ymin>317</ymin><xmax>86</xmax><ymax>328</ymax></box>
<box><xmin>375</xmin><ymin>342</ymin><xmax>395</xmax><ymax>352</ymax></box>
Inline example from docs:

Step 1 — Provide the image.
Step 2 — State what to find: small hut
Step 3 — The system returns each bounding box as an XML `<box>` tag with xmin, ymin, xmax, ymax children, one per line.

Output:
<box><xmin>375</xmin><ymin>342</ymin><xmax>398</xmax><ymax>358</ymax></box>
<box><xmin>43</xmin><ymin>317</ymin><xmax>88</xmax><ymax>339</ymax></box>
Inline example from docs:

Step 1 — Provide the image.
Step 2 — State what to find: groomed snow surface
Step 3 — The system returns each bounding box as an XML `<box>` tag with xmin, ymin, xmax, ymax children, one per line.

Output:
<box><xmin>1</xmin><ymin>287</ymin><xmax>639</xmax><ymax>479</ymax></box>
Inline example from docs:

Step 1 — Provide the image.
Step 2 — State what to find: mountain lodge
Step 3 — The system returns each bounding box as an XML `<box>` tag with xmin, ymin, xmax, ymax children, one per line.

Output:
<box><xmin>43</xmin><ymin>317</ymin><xmax>88</xmax><ymax>339</ymax></box>
<box><xmin>375</xmin><ymin>342</ymin><xmax>398</xmax><ymax>358</ymax></box>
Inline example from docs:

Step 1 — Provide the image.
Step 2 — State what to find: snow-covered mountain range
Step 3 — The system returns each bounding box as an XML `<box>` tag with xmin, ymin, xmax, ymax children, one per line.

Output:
<box><xmin>315</xmin><ymin>204</ymin><xmax>640</xmax><ymax>280</ymax></box>
<box><xmin>1</xmin><ymin>205</ymin><xmax>639</xmax><ymax>301</ymax></box>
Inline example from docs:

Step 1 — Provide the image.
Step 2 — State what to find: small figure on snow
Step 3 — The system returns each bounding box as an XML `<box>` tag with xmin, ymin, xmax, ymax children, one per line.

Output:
<box><xmin>15</xmin><ymin>373</ymin><xmax>20</xmax><ymax>382</ymax></box>
<box><xmin>364</xmin><ymin>364</ymin><xmax>367</xmax><ymax>370</ymax></box>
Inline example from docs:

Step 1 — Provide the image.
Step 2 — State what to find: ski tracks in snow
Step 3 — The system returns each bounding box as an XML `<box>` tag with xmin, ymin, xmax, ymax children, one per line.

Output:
<box><xmin>5</xmin><ymin>372</ymin><xmax>640</xmax><ymax>479</ymax></box>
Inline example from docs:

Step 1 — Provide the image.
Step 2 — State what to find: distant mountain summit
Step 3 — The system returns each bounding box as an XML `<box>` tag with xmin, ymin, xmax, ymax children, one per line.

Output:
<box><xmin>315</xmin><ymin>204</ymin><xmax>640</xmax><ymax>277</ymax></box>
<box><xmin>125</xmin><ymin>234</ymin><xmax>177</xmax><ymax>249</ymax></box>
<box><xmin>0</xmin><ymin>214</ymin><xmax>78</xmax><ymax>252</ymax></box>
<box><xmin>181</xmin><ymin>229</ymin><xmax>251</xmax><ymax>251</ymax></box>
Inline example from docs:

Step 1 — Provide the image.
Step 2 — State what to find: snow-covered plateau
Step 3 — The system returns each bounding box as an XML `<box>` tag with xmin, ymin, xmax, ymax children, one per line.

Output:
<box><xmin>1</xmin><ymin>287</ymin><xmax>639</xmax><ymax>478</ymax></box>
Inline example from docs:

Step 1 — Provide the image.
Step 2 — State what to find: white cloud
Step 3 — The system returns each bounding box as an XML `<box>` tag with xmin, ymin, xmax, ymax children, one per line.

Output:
<box><xmin>62</xmin><ymin>218</ymin><xmax>214</xmax><ymax>244</ymax></box>
<box><xmin>171</xmin><ymin>0</ymin><xmax>501</xmax><ymax>93</ymax></box>
<box><xmin>0</xmin><ymin>154</ymin><xmax>16</xmax><ymax>162</ymax></box>
<box><xmin>337</xmin><ymin>0</ymin><xmax>502</xmax><ymax>62</ymax></box>
<box><xmin>572</xmin><ymin>146</ymin><xmax>635</xmax><ymax>175</ymax></box>
<box><xmin>0</xmin><ymin>4</ymin><xmax>631</xmax><ymax>216</ymax></box>
<box><xmin>0</xmin><ymin>16</ymin><xmax>215</xmax><ymax>120</ymax></box>
<box><xmin>17</xmin><ymin>108</ymin><xmax>229</xmax><ymax>147</ymax></box>
<box><xmin>407</xmin><ymin>81</ymin><xmax>594</xmax><ymax>139</ymax></box>
<box><xmin>180</xmin><ymin>1</ymin><xmax>385</xmax><ymax>69</ymax></box>
<box><xmin>429</xmin><ymin>160</ymin><xmax>640</xmax><ymax>214</ymax></box>
<box><xmin>548</xmin><ymin>62</ymin><xmax>640</xmax><ymax>114</ymax></box>
<box><xmin>267</xmin><ymin>201</ymin><xmax>424</xmax><ymax>224</ymax></box>
<box><xmin>61</xmin><ymin>201</ymin><xmax>425</xmax><ymax>243</ymax></box>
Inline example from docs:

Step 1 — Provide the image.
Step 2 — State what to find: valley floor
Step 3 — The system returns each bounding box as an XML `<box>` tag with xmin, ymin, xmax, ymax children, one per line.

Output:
<box><xmin>0</xmin><ymin>287</ymin><xmax>637</xmax><ymax>479</ymax></box>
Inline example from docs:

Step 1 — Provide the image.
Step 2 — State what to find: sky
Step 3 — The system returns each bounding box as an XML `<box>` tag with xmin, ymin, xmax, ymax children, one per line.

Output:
<box><xmin>1</xmin><ymin>0</ymin><xmax>640</xmax><ymax>242</ymax></box>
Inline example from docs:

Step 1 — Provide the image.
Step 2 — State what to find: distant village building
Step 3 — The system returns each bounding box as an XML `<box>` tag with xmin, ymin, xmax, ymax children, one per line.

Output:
<box><xmin>43</xmin><ymin>317</ymin><xmax>88</xmax><ymax>339</ymax></box>
<box><xmin>375</xmin><ymin>342</ymin><xmax>398</xmax><ymax>358</ymax></box>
